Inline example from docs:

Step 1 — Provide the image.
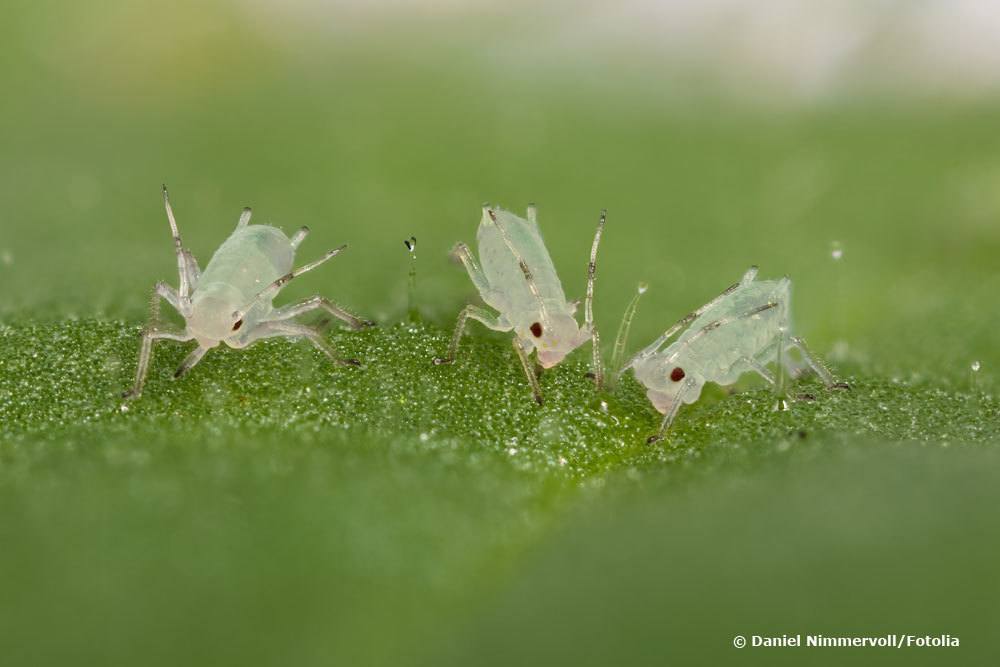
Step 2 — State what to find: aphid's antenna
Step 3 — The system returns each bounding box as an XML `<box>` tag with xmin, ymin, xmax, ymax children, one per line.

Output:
<box><xmin>233</xmin><ymin>245</ymin><xmax>348</xmax><ymax>320</ymax></box>
<box><xmin>624</xmin><ymin>274</ymin><xmax>747</xmax><ymax>370</ymax></box>
<box><xmin>486</xmin><ymin>206</ymin><xmax>550</xmax><ymax>326</ymax></box>
<box><xmin>162</xmin><ymin>185</ymin><xmax>191</xmax><ymax>302</ymax></box>
<box><xmin>584</xmin><ymin>209</ymin><xmax>605</xmax><ymax>333</ymax></box>
<box><xmin>404</xmin><ymin>236</ymin><xmax>418</xmax><ymax>322</ymax></box>
<box><xmin>290</xmin><ymin>226</ymin><xmax>310</xmax><ymax>249</ymax></box>
<box><xmin>237</xmin><ymin>207</ymin><xmax>252</xmax><ymax>228</ymax></box>
<box><xmin>611</xmin><ymin>282</ymin><xmax>648</xmax><ymax>380</ymax></box>
<box><xmin>583</xmin><ymin>209</ymin><xmax>607</xmax><ymax>389</ymax></box>
<box><xmin>666</xmin><ymin>301</ymin><xmax>778</xmax><ymax>364</ymax></box>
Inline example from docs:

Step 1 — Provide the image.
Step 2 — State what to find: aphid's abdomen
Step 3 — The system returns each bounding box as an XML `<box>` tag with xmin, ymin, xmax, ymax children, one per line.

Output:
<box><xmin>198</xmin><ymin>226</ymin><xmax>295</xmax><ymax>299</ymax></box>
<box><xmin>477</xmin><ymin>210</ymin><xmax>568</xmax><ymax>315</ymax></box>
<box><xmin>661</xmin><ymin>280</ymin><xmax>791</xmax><ymax>388</ymax></box>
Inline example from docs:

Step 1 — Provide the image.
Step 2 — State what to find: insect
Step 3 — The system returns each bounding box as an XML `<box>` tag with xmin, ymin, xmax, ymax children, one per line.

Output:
<box><xmin>433</xmin><ymin>204</ymin><xmax>605</xmax><ymax>404</ymax></box>
<box><xmin>122</xmin><ymin>186</ymin><xmax>373</xmax><ymax>399</ymax></box>
<box><xmin>618</xmin><ymin>266</ymin><xmax>848</xmax><ymax>443</ymax></box>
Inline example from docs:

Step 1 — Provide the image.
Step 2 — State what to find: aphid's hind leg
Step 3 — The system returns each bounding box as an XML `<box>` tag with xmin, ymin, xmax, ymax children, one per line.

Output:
<box><xmin>786</xmin><ymin>336</ymin><xmax>850</xmax><ymax>390</ymax></box>
<box><xmin>742</xmin><ymin>356</ymin><xmax>776</xmax><ymax>385</ymax></box>
<box><xmin>246</xmin><ymin>321</ymin><xmax>362</xmax><ymax>367</ymax></box>
<box><xmin>646</xmin><ymin>378</ymin><xmax>696</xmax><ymax>444</ymax></box>
<box><xmin>267</xmin><ymin>296</ymin><xmax>375</xmax><ymax>330</ymax></box>
<box><xmin>289</xmin><ymin>226</ymin><xmax>309</xmax><ymax>249</ymax></box>
<box><xmin>513</xmin><ymin>337</ymin><xmax>544</xmax><ymax>405</ymax></box>
<box><xmin>433</xmin><ymin>305</ymin><xmax>511</xmax><ymax>365</ymax></box>
<box><xmin>451</xmin><ymin>242</ymin><xmax>492</xmax><ymax>295</ymax></box>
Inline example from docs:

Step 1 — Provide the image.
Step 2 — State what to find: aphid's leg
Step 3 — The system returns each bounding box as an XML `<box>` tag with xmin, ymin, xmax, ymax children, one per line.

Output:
<box><xmin>237</xmin><ymin>207</ymin><xmax>252</xmax><ymax>228</ymax></box>
<box><xmin>154</xmin><ymin>281</ymin><xmax>182</xmax><ymax>311</ymax></box>
<box><xmin>786</xmin><ymin>336</ymin><xmax>850</xmax><ymax>390</ymax></box>
<box><xmin>742</xmin><ymin>357</ymin><xmax>776</xmax><ymax>385</ymax></box>
<box><xmin>647</xmin><ymin>378</ymin><xmax>696</xmax><ymax>444</ymax></box>
<box><xmin>623</xmin><ymin>271</ymin><xmax>750</xmax><ymax>371</ymax></box>
<box><xmin>512</xmin><ymin>337</ymin><xmax>544</xmax><ymax>405</ymax></box>
<box><xmin>173</xmin><ymin>346</ymin><xmax>209</xmax><ymax>379</ymax></box>
<box><xmin>181</xmin><ymin>250</ymin><xmax>200</xmax><ymax>300</ymax></box>
<box><xmin>265</xmin><ymin>296</ymin><xmax>375</xmax><ymax>330</ymax></box>
<box><xmin>433</xmin><ymin>305</ymin><xmax>511</xmax><ymax>365</ymax></box>
<box><xmin>236</xmin><ymin>245</ymin><xmax>348</xmax><ymax>318</ymax></box>
<box><xmin>244</xmin><ymin>321</ymin><xmax>362</xmax><ymax>367</ymax></box>
<box><xmin>122</xmin><ymin>328</ymin><xmax>194</xmax><ymax>399</ymax></box>
<box><xmin>289</xmin><ymin>226</ymin><xmax>309</xmax><ymax>249</ymax></box>
<box><xmin>583</xmin><ymin>209</ymin><xmax>607</xmax><ymax>389</ymax></box>
<box><xmin>451</xmin><ymin>242</ymin><xmax>491</xmax><ymax>296</ymax></box>
<box><xmin>741</xmin><ymin>265</ymin><xmax>759</xmax><ymax>285</ymax></box>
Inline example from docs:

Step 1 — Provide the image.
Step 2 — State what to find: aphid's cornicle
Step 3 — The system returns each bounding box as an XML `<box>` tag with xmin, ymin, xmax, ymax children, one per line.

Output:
<box><xmin>122</xmin><ymin>186</ymin><xmax>374</xmax><ymax>400</ymax></box>
<box><xmin>433</xmin><ymin>204</ymin><xmax>606</xmax><ymax>405</ymax></box>
<box><xmin>619</xmin><ymin>266</ymin><xmax>849</xmax><ymax>443</ymax></box>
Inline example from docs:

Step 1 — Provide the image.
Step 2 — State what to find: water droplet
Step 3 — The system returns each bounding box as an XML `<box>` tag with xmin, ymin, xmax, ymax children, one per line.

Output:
<box><xmin>971</xmin><ymin>360</ymin><xmax>981</xmax><ymax>372</ymax></box>
<box><xmin>830</xmin><ymin>241</ymin><xmax>843</xmax><ymax>261</ymax></box>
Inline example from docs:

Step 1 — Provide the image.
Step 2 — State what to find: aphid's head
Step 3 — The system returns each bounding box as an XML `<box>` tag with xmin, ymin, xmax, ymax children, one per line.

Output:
<box><xmin>523</xmin><ymin>314</ymin><xmax>590</xmax><ymax>369</ymax></box>
<box><xmin>188</xmin><ymin>289</ymin><xmax>244</xmax><ymax>347</ymax></box>
<box><xmin>636</xmin><ymin>359</ymin><xmax>704</xmax><ymax>415</ymax></box>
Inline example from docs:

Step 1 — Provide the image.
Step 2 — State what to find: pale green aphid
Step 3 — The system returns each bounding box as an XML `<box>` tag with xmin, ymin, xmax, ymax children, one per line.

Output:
<box><xmin>122</xmin><ymin>186</ymin><xmax>373</xmax><ymax>399</ymax></box>
<box><xmin>434</xmin><ymin>204</ymin><xmax>605</xmax><ymax>405</ymax></box>
<box><xmin>619</xmin><ymin>267</ymin><xmax>848</xmax><ymax>443</ymax></box>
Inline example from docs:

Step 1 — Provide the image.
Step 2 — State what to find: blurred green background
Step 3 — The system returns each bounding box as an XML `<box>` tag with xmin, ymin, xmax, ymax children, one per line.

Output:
<box><xmin>1</xmin><ymin>1</ymin><xmax>998</xmax><ymax>665</ymax></box>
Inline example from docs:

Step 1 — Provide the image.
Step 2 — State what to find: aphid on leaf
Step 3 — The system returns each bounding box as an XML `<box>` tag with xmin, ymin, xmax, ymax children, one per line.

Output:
<box><xmin>433</xmin><ymin>204</ymin><xmax>606</xmax><ymax>404</ymax></box>
<box><xmin>618</xmin><ymin>267</ymin><xmax>848</xmax><ymax>443</ymax></box>
<box><xmin>122</xmin><ymin>186</ymin><xmax>374</xmax><ymax>399</ymax></box>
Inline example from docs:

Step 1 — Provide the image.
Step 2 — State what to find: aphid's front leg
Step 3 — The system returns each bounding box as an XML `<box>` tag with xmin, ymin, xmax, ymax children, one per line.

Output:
<box><xmin>122</xmin><ymin>281</ymin><xmax>194</xmax><ymax>399</ymax></box>
<box><xmin>786</xmin><ymin>336</ymin><xmax>850</xmax><ymax>390</ymax></box>
<box><xmin>646</xmin><ymin>378</ymin><xmax>696</xmax><ymax>444</ymax></box>
<box><xmin>173</xmin><ymin>346</ymin><xmax>209</xmax><ymax>379</ymax></box>
<box><xmin>433</xmin><ymin>305</ymin><xmax>511</xmax><ymax>365</ymax></box>
<box><xmin>267</xmin><ymin>296</ymin><xmax>375</xmax><ymax>330</ymax></box>
<box><xmin>243</xmin><ymin>321</ymin><xmax>361</xmax><ymax>367</ymax></box>
<box><xmin>512</xmin><ymin>337</ymin><xmax>544</xmax><ymax>405</ymax></box>
<box><xmin>123</xmin><ymin>328</ymin><xmax>194</xmax><ymax>399</ymax></box>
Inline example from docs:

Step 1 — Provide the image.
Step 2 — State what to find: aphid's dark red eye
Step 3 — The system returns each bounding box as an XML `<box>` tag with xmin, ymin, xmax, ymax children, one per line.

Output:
<box><xmin>670</xmin><ymin>367</ymin><xmax>685</xmax><ymax>382</ymax></box>
<box><xmin>232</xmin><ymin>319</ymin><xmax>244</xmax><ymax>332</ymax></box>
<box><xmin>530</xmin><ymin>322</ymin><xmax>543</xmax><ymax>338</ymax></box>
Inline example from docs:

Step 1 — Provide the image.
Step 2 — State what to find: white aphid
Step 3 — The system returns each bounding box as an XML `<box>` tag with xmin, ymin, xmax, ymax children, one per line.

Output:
<box><xmin>434</xmin><ymin>204</ymin><xmax>605</xmax><ymax>404</ymax></box>
<box><xmin>122</xmin><ymin>186</ymin><xmax>373</xmax><ymax>399</ymax></box>
<box><xmin>619</xmin><ymin>266</ymin><xmax>847</xmax><ymax>442</ymax></box>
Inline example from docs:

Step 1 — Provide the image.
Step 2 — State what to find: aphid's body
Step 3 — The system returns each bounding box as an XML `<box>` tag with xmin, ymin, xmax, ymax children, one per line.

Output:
<box><xmin>621</xmin><ymin>267</ymin><xmax>846</xmax><ymax>442</ymax></box>
<box><xmin>434</xmin><ymin>205</ymin><xmax>605</xmax><ymax>404</ymax></box>
<box><xmin>123</xmin><ymin>187</ymin><xmax>372</xmax><ymax>399</ymax></box>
